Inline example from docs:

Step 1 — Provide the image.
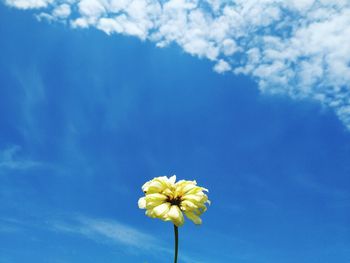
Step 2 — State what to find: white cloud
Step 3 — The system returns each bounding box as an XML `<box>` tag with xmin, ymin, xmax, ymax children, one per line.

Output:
<box><xmin>51</xmin><ymin>216</ymin><xmax>208</xmax><ymax>263</ymax></box>
<box><xmin>53</xmin><ymin>216</ymin><xmax>159</xmax><ymax>250</ymax></box>
<box><xmin>53</xmin><ymin>4</ymin><xmax>71</xmax><ymax>18</ymax></box>
<box><xmin>0</xmin><ymin>145</ymin><xmax>42</xmax><ymax>171</ymax></box>
<box><xmin>293</xmin><ymin>173</ymin><xmax>349</xmax><ymax>199</ymax></box>
<box><xmin>5</xmin><ymin>0</ymin><xmax>51</xmax><ymax>9</ymax></box>
<box><xmin>78</xmin><ymin>0</ymin><xmax>105</xmax><ymax>18</ymax></box>
<box><xmin>3</xmin><ymin>0</ymin><xmax>350</xmax><ymax>129</ymax></box>
<box><xmin>214</xmin><ymin>59</ymin><xmax>231</xmax><ymax>73</ymax></box>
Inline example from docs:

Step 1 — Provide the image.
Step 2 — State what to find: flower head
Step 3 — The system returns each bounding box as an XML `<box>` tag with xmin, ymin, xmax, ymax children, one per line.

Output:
<box><xmin>138</xmin><ymin>175</ymin><xmax>210</xmax><ymax>226</ymax></box>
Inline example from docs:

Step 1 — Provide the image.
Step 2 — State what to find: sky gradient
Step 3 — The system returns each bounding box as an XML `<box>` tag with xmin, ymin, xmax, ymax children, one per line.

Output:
<box><xmin>1</xmin><ymin>2</ymin><xmax>350</xmax><ymax>263</ymax></box>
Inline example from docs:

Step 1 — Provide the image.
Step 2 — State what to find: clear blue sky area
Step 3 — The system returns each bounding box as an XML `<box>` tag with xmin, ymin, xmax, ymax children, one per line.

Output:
<box><xmin>0</xmin><ymin>6</ymin><xmax>350</xmax><ymax>263</ymax></box>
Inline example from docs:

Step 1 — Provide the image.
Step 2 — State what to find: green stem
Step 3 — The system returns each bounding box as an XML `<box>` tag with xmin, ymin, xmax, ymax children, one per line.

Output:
<box><xmin>173</xmin><ymin>224</ymin><xmax>178</xmax><ymax>263</ymax></box>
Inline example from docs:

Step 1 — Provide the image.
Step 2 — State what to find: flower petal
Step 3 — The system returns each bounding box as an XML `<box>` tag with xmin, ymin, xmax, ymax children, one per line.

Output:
<box><xmin>147</xmin><ymin>180</ymin><xmax>165</xmax><ymax>193</ymax></box>
<box><xmin>146</xmin><ymin>199</ymin><xmax>166</xmax><ymax>209</ymax></box>
<box><xmin>180</xmin><ymin>200</ymin><xmax>198</xmax><ymax>211</ymax></box>
<box><xmin>185</xmin><ymin>211</ymin><xmax>202</xmax><ymax>225</ymax></box>
<box><xmin>142</xmin><ymin>181</ymin><xmax>151</xmax><ymax>192</ymax></box>
<box><xmin>167</xmin><ymin>205</ymin><xmax>184</xmax><ymax>226</ymax></box>
<box><xmin>145</xmin><ymin>209</ymin><xmax>156</xmax><ymax>218</ymax></box>
<box><xmin>145</xmin><ymin>193</ymin><xmax>168</xmax><ymax>202</ymax></box>
<box><xmin>181</xmin><ymin>183</ymin><xmax>197</xmax><ymax>194</ymax></box>
<box><xmin>182</xmin><ymin>194</ymin><xmax>204</xmax><ymax>203</ymax></box>
<box><xmin>138</xmin><ymin>197</ymin><xmax>146</xmax><ymax>209</ymax></box>
<box><xmin>168</xmin><ymin>175</ymin><xmax>177</xmax><ymax>184</ymax></box>
<box><xmin>152</xmin><ymin>202</ymin><xmax>171</xmax><ymax>217</ymax></box>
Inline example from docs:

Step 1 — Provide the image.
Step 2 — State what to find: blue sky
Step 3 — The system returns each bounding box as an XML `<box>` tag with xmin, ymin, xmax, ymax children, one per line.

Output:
<box><xmin>1</xmin><ymin>1</ymin><xmax>350</xmax><ymax>263</ymax></box>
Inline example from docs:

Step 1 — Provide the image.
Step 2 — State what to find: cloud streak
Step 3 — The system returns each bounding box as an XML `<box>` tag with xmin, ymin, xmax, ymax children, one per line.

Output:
<box><xmin>0</xmin><ymin>145</ymin><xmax>42</xmax><ymax>171</ymax></box>
<box><xmin>293</xmin><ymin>173</ymin><xmax>349</xmax><ymax>200</ymax></box>
<box><xmin>50</xmin><ymin>216</ymin><xmax>207</xmax><ymax>263</ymax></box>
<box><xmin>52</xmin><ymin>216</ymin><xmax>160</xmax><ymax>251</ymax></box>
<box><xmin>3</xmin><ymin>0</ymin><xmax>350</xmax><ymax>129</ymax></box>
<box><xmin>0</xmin><ymin>214</ymin><xmax>209</xmax><ymax>263</ymax></box>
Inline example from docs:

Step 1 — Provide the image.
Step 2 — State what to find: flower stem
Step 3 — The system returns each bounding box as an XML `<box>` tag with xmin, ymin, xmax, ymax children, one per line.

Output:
<box><xmin>173</xmin><ymin>224</ymin><xmax>178</xmax><ymax>263</ymax></box>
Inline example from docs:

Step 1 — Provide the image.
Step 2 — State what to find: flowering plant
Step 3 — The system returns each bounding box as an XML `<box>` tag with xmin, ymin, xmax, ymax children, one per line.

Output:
<box><xmin>138</xmin><ymin>175</ymin><xmax>210</xmax><ymax>262</ymax></box>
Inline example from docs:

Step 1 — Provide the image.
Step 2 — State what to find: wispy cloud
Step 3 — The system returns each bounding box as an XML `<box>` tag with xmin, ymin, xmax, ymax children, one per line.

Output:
<box><xmin>293</xmin><ymin>173</ymin><xmax>349</xmax><ymax>199</ymax></box>
<box><xmin>0</xmin><ymin>145</ymin><xmax>42</xmax><ymax>171</ymax></box>
<box><xmin>48</xmin><ymin>215</ymin><xmax>208</xmax><ymax>263</ymax></box>
<box><xmin>0</xmin><ymin>214</ymin><xmax>253</xmax><ymax>263</ymax></box>
<box><xmin>3</xmin><ymin>0</ymin><xmax>350</xmax><ymax>130</ymax></box>
<box><xmin>0</xmin><ymin>217</ymin><xmax>30</xmax><ymax>234</ymax></box>
<box><xmin>0</xmin><ymin>224</ymin><xmax>21</xmax><ymax>233</ymax></box>
<box><xmin>52</xmin><ymin>216</ymin><xmax>160</xmax><ymax>251</ymax></box>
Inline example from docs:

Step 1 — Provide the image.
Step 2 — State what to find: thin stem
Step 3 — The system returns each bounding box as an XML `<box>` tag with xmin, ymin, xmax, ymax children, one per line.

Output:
<box><xmin>173</xmin><ymin>224</ymin><xmax>179</xmax><ymax>263</ymax></box>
